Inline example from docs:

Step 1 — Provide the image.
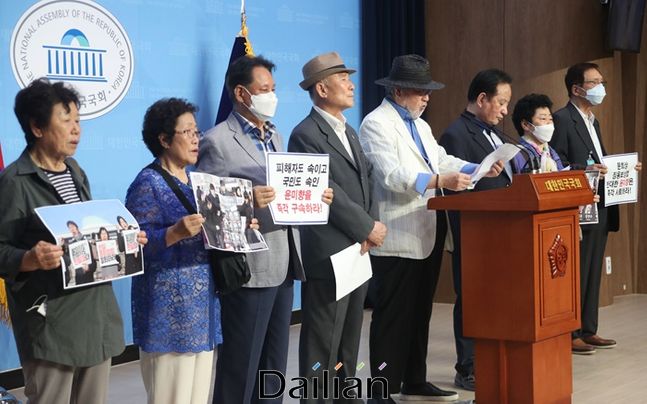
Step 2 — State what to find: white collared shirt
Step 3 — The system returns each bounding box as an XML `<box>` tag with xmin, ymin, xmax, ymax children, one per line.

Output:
<box><xmin>571</xmin><ymin>101</ymin><xmax>604</xmax><ymax>161</ymax></box>
<box><xmin>482</xmin><ymin>129</ymin><xmax>513</xmax><ymax>179</ymax></box>
<box><xmin>313</xmin><ymin>105</ymin><xmax>354</xmax><ymax>162</ymax></box>
<box><xmin>482</xmin><ymin>128</ymin><xmax>504</xmax><ymax>149</ymax></box>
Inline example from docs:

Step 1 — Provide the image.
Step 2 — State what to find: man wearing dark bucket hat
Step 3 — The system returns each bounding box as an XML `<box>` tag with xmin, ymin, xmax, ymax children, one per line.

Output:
<box><xmin>359</xmin><ymin>55</ymin><xmax>503</xmax><ymax>403</ymax></box>
<box><xmin>289</xmin><ymin>51</ymin><xmax>385</xmax><ymax>403</ymax></box>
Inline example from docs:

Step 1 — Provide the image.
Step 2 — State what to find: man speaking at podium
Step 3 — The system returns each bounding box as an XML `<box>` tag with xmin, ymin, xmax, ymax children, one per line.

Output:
<box><xmin>439</xmin><ymin>68</ymin><xmax>513</xmax><ymax>391</ymax></box>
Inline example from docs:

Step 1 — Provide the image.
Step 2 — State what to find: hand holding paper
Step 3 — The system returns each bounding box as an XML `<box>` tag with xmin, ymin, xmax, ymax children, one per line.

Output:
<box><xmin>136</xmin><ymin>231</ymin><xmax>148</xmax><ymax>246</ymax></box>
<box><xmin>587</xmin><ymin>163</ymin><xmax>608</xmax><ymax>176</ymax></box>
<box><xmin>322</xmin><ymin>187</ymin><xmax>334</xmax><ymax>205</ymax></box>
<box><xmin>253</xmin><ymin>185</ymin><xmax>276</xmax><ymax>208</ymax></box>
<box><xmin>485</xmin><ymin>160</ymin><xmax>505</xmax><ymax>178</ymax></box>
<box><xmin>438</xmin><ymin>172</ymin><xmax>472</xmax><ymax>191</ymax></box>
<box><xmin>360</xmin><ymin>240</ymin><xmax>371</xmax><ymax>255</ymax></box>
<box><xmin>470</xmin><ymin>144</ymin><xmax>520</xmax><ymax>185</ymax></box>
<box><xmin>23</xmin><ymin>241</ymin><xmax>64</xmax><ymax>271</ymax></box>
<box><xmin>167</xmin><ymin>214</ymin><xmax>205</xmax><ymax>246</ymax></box>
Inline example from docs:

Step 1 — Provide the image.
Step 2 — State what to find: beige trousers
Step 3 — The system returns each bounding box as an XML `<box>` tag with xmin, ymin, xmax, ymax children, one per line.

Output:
<box><xmin>22</xmin><ymin>358</ymin><xmax>111</xmax><ymax>404</ymax></box>
<box><xmin>139</xmin><ymin>349</ymin><xmax>214</xmax><ymax>404</ymax></box>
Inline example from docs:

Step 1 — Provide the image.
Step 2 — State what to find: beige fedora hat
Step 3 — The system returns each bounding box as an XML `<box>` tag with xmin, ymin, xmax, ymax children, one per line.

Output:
<box><xmin>299</xmin><ymin>51</ymin><xmax>356</xmax><ymax>90</ymax></box>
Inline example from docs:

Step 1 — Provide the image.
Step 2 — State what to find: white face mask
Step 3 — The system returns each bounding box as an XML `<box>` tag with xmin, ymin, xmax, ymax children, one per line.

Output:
<box><xmin>530</xmin><ymin>122</ymin><xmax>555</xmax><ymax>143</ymax></box>
<box><xmin>243</xmin><ymin>87</ymin><xmax>278</xmax><ymax>121</ymax></box>
<box><xmin>583</xmin><ymin>83</ymin><xmax>606</xmax><ymax>105</ymax></box>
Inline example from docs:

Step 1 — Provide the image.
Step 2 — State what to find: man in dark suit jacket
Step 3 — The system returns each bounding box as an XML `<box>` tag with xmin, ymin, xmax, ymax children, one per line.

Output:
<box><xmin>438</xmin><ymin>68</ymin><xmax>513</xmax><ymax>392</ymax></box>
<box><xmin>550</xmin><ymin>62</ymin><xmax>641</xmax><ymax>355</ymax></box>
<box><xmin>288</xmin><ymin>52</ymin><xmax>386</xmax><ymax>403</ymax></box>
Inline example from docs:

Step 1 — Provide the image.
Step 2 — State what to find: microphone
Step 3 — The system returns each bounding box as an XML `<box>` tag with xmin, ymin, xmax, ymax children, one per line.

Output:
<box><xmin>496</xmin><ymin>130</ymin><xmax>540</xmax><ymax>174</ymax></box>
<box><xmin>463</xmin><ymin>112</ymin><xmax>539</xmax><ymax>174</ymax></box>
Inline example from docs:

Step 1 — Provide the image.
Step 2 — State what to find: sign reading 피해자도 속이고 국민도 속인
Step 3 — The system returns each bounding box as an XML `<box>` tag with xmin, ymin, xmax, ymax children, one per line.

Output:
<box><xmin>10</xmin><ymin>0</ymin><xmax>134</xmax><ymax>120</ymax></box>
<box><xmin>265</xmin><ymin>152</ymin><xmax>330</xmax><ymax>225</ymax></box>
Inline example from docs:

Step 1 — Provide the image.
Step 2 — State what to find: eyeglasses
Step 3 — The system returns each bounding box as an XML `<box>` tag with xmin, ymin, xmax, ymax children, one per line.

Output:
<box><xmin>581</xmin><ymin>80</ymin><xmax>607</xmax><ymax>86</ymax></box>
<box><xmin>175</xmin><ymin>128</ymin><xmax>203</xmax><ymax>139</ymax></box>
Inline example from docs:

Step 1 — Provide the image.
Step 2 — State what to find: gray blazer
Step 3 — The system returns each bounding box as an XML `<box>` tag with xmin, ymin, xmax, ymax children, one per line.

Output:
<box><xmin>288</xmin><ymin>108</ymin><xmax>378</xmax><ymax>279</ymax></box>
<box><xmin>197</xmin><ymin>112</ymin><xmax>304</xmax><ymax>287</ymax></box>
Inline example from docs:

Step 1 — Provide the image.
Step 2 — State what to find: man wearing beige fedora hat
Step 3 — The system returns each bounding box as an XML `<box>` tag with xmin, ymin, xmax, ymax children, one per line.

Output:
<box><xmin>359</xmin><ymin>55</ymin><xmax>504</xmax><ymax>403</ymax></box>
<box><xmin>289</xmin><ymin>51</ymin><xmax>385</xmax><ymax>403</ymax></box>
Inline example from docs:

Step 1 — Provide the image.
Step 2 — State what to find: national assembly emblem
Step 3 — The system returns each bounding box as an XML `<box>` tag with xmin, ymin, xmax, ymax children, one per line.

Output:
<box><xmin>10</xmin><ymin>0</ymin><xmax>134</xmax><ymax>119</ymax></box>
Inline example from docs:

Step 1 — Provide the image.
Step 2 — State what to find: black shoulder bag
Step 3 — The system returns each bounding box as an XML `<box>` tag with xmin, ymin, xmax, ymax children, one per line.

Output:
<box><xmin>146</xmin><ymin>163</ymin><xmax>251</xmax><ymax>294</ymax></box>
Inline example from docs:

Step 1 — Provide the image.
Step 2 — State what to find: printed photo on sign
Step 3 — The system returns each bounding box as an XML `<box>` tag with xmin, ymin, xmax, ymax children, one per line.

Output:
<box><xmin>35</xmin><ymin>199</ymin><xmax>144</xmax><ymax>289</ymax></box>
<box><xmin>266</xmin><ymin>152</ymin><xmax>330</xmax><ymax>225</ymax></box>
<box><xmin>122</xmin><ymin>229</ymin><xmax>140</xmax><ymax>254</ymax></box>
<box><xmin>580</xmin><ymin>170</ymin><xmax>600</xmax><ymax>225</ymax></box>
<box><xmin>97</xmin><ymin>240</ymin><xmax>119</xmax><ymax>267</ymax></box>
<box><xmin>190</xmin><ymin>171</ymin><xmax>268</xmax><ymax>252</ymax></box>
<box><xmin>602</xmin><ymin>153</ymin><xmax>639</xmax><ymax>207</ymax></box>
<box><xmin>68</xmin><ymin>239</ymin><xmax>92</xmax><ymax>269</ymax></box>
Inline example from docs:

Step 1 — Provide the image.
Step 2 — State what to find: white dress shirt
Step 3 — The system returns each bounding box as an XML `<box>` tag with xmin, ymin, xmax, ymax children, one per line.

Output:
<box><xmin>571</xmin><ymin>101</ymin><xmax>604</xmax><ymax>160</ymax></box>
<box><xmin>481</xmin><ymin>129</ymin><xmax>513</xmax><ymax>179</ymax></box>
<box><xmin>313</xmin><ymin>105</ymin><xmax>354</xmax><ymax>162</ymax></box>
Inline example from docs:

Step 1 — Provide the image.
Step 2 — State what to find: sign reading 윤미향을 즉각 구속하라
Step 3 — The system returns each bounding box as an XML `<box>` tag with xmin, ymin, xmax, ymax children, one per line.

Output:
<box><xmin>10</xmin><ymin>0</ymin><xmax>134</xmax><ymax>120</ymax></box>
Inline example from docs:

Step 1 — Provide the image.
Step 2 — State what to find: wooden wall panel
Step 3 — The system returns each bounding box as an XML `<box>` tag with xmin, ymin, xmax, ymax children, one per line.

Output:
<box><xmin>424</xmin><ymin>0</ymin><xmax>504</xmax><ymax>304</ymax></box>
<box><xmin>423</xmin><ymin>0</ymin><xmax>504</xmax><ymax>136</ymax></box>
<box><xmin>628</xmin><ymin>24</ymin><xmax>647</xmax><ymax>293</ymax></box>
<box><xmin>503</xmin><ymin>0</ymin><xmax>609</xmax><ymax>81</ymax></box>
<box><xmin>425</xmin><ymin>0</ymin><xmax>647</xmax><ymax>304</ymax></box>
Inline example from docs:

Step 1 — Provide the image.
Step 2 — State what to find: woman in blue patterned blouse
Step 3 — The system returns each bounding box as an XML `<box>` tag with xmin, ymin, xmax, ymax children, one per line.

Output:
<box><xmin>125</xmin><ymin>98</ymin><xmax>222</xmax><ymax>404</ymax></box>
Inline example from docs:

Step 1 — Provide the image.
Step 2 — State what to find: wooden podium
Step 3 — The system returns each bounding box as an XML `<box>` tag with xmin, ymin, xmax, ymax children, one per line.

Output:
<box><xmin>427</xmin><ymin>172</ymin><xmax>594</xmax><ymax>404</ymax></box>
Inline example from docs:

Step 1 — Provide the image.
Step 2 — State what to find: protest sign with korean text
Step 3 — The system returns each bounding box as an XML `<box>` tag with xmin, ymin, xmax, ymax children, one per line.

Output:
<box><xmin>602</xmin><ymin>153</ymin><xmax>639</xmax><ymax>206</ymax></box>
<box><xmin>122</xmin><ymin>229</ymin><xmax>140</xmax><ymax>254</ymax></box>
<box><xmin>69</xmin><ymin>240</ymin><xmax>92</xmax><ymax>269</ymax></box>
<box><xmin>266</xmin><ymin>152</ymin><xmax>330</xmax><ymax>225</ymax></box>
<box><xmin>96</xmin><ymin>240</ymin><xmax>120</xmax><ymax>267</ymax></box>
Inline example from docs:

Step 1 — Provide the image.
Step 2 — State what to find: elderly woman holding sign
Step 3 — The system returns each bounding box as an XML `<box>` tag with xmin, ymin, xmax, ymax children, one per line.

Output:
<box><xmin>0</xmin><ymin>78</ymin><xmax>147</xmax><ymax>404</ymax></box>
<box><xmin>126</xmin><ymin>98</ymin><xmax>229</xmax><ymax>404</ymax></box>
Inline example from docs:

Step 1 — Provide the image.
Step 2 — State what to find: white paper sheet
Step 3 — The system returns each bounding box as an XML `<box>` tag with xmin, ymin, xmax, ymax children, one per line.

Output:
<box><xmin>470</xmin><ymin>143</ymin><xmax>521</xmax><ymax>185</ymax></box>
<box><xmin>330</xmin><ymin>243</ymin><xmax>372</xmax><ymax>301</ymax></box>
<box><xmin>602</xmin><ymin>153</ymin><xmax>639</xmax><ymax>207</ymax></box>
<box><xmin>266</xmin><ymin>152</ymin><xmax>330</xmax><ymax>225</ymax></box>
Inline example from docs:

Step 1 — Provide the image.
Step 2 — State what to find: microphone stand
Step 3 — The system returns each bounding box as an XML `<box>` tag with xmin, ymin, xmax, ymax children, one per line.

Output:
<box><xmin>497</xmin><ymin>131</ymin><xmax>540</xmax><ymax>174</ymax></box>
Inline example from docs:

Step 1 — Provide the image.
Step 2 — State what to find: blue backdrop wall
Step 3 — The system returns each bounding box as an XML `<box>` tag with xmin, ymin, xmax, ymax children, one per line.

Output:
<box><xmin>0</xmin><ymin>0</ymin><xmax>361</xmax><ymax>373</ymax></box>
